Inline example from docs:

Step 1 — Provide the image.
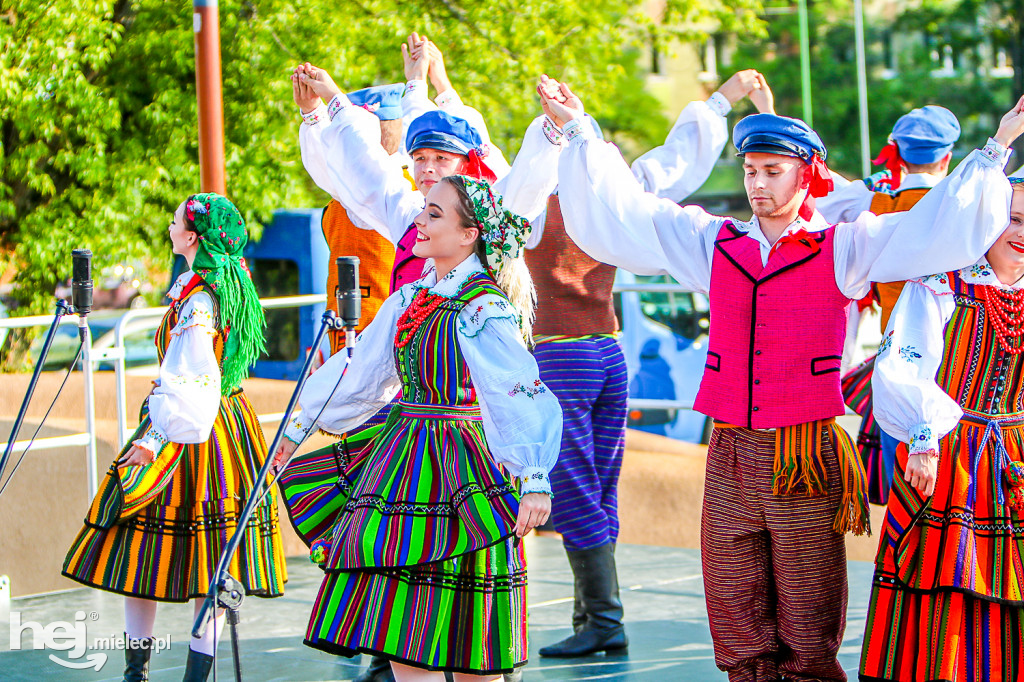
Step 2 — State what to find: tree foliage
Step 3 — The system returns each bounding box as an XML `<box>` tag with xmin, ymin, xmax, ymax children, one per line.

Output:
<box><xmin>0</xmin><ymin>0</ymin><xmax>763</xmax><ymax>330</ymax></box>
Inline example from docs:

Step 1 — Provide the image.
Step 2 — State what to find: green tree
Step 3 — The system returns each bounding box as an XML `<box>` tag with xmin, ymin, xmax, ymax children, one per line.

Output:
<box><xmin>732</xmin><ymin>0</ymin><xmax>1011</xmax><ymax>180</ymax></box>
<box><xmin>0</xmin><ymin>0</ymin><xmax>762</xmax><ymax>367</ymax></box>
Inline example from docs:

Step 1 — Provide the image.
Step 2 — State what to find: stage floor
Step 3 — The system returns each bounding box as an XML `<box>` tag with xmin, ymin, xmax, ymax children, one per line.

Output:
<box><xmin>1</xmin><ymin>536</ymin><xmax>874</xmax><ymax>680</ymax></box>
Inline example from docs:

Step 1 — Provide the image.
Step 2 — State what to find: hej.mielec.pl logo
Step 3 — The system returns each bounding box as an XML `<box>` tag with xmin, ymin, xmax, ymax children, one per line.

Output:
<box><xmin>9</xmin><ymin>610</ymin><xmax>171</xmax><ymax>670</ymax></box>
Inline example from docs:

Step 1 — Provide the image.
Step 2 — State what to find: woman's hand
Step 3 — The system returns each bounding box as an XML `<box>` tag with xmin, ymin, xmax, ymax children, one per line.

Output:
<box><xmin>514</xmin><ymin>492</ymin><xmax>552</xmax><ymax>538</ymax></box>
<box><xmin>426</xmin><ymin>41</ymin><xmax>452</xmax><ymax>95</ymax></box>
<box><xmin>905</xmin><ymin>450</ymin><xmax>938</xmax><ymax>496</ymax></box>
<box><xmin>297</xmin><ymin>62</ymin><xmax>343</xmax><ymax>102</ymax></box>
<box><xmin>272</xmin><ymin>438</ymin><xmax>299</xmax><ymax>475</ymax></box>
<box><xmin>537</xmin><ymin>75</ymin><xmax>583</xmax><ymax>128</ymax></box>
<box><xmin>117</xmin><ymin>444</ymin><xmax>156</xmax><ymax>469</ymax></box>
<box><xmin>292</xmin><ymin>66</ymin><xmax>321</xmax><ymax>113</ymax></box>
<box><xmin>748</xmin><ymin>73</ymin><xmax>775</xmax><ymax>115</ymax></box>
<box><xmin>994</xmin><ymin>94</ymin><xmax>1024</xmax><ymax>148</ymax></box>
<box><xmin>401</xmin><ymin>32</ymin><xmax>430</xmax><ymax>83</ymax></box>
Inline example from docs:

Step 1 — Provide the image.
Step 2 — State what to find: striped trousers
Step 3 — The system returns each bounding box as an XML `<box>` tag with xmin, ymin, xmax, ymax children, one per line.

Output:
<box><xmin>702</xmin><ymin>426</ymin><xmax>848</xmax><ymax>682</ymax></box>
<box><xmin>534</xmin><ymin>336</ymin><xmax>628</xmax><ymax>551</ymax></box>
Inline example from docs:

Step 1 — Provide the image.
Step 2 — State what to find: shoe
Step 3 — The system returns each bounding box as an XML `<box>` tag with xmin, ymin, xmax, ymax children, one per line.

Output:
<box><xmin>539</xmin><ymin>543</ymin><xmax>628</xmax><ymax>657</ymax></box>
<box><xmin>352</xmin><ymin>655</ymin><xmax>396</xmax><ymax>682</ymax></box>
<box><xmin>504</xmin><ymin>669</ymin><xmax>523</xmax><ymax>682</ymax></box>
<box><xmin>182</xmin><ymin>648</ymin><xmax>214</xmax><ymax>682</ymax></box>
<box><xmin>122</xmin><ymin>635</ymin><xmax>153</xmax><ymax>682</ymax></box>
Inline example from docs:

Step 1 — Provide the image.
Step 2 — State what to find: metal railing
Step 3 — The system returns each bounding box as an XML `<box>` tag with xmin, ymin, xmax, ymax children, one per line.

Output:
<box><xmin>2</xmin><ymin>284</ymin><xmax>706</xmax><ymax>497</ymax></box>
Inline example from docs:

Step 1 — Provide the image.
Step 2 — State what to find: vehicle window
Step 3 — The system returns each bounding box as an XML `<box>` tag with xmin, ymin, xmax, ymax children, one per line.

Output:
<box><xmin>249</xmin><ymin>258</ymin><xmax>300</xmax><ymax>362</ymax></box>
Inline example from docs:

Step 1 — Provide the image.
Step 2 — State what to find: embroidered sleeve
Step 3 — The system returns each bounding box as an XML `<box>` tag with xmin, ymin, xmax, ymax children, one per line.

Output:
<box><xmin>456</xmin><ymin>312</ymin><xmax>562</xmax><ymax>492</ymax></box>
<box><xmin>170</xmin><ymin>292</ymin><xmax>218</xmax><ymax>338</ymax></box>
<box><xmin>457</xmin><ymin>293</ymin><xmax>518</xmax><ymax>338</ymax></box>
<box><xmin>908</xmin><ymin>424</ymin><xmax>938</xmax><ymax>455</ymax></box>
<box><xmin>132</xmin><ymin>425</ymin><xmax>171</xmax><ymax>460</ymax></box>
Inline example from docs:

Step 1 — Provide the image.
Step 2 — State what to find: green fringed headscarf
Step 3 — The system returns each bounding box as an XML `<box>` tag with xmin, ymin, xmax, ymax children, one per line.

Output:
<box><xmin>184</xmin><ymin>192</ymin><xmax>267</xmax><ymax>394</ymax></box>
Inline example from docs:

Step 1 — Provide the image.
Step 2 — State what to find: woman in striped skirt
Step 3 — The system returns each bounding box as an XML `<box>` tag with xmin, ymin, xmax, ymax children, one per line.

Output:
<box><xmin>63</xmin><ymin>194</ymin><xmax>287</xmax><ymax>682</ymax></box>
<box><xmin>273</xmin><ymin>175</ymin><xmax>562</xmax><ymax>681</ymax></box>
<box><xmin>862</xmin><ymin>172</ymin><xmax>1024</xmax><ymax>680</ymax></box>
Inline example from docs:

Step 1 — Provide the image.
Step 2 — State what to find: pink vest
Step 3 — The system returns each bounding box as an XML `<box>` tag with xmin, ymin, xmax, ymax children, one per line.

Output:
<box><xmin>390</xmin><ymin>223</ymin><xmax>426</xmax><ymax>293</ymax></box>
<box><xmin>693</xmin><ymin>222</ymin><xmax>850</xmax><ymax>428</ymax></box>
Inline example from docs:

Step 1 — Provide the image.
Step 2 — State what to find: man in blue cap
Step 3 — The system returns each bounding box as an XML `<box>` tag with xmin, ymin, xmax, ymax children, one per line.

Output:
<box><xmin>819</xmin><ymin>106</ymin><xmax>962</xmax><ymax>507</ymax></box>
<box><xmin>542</xmin><ymin>80</ymin><xmax>1024</xmax><ymax>681</ymax></box>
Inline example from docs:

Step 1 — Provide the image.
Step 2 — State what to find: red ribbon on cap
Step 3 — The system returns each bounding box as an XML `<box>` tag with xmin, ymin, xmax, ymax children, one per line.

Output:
<box><xmin>464</xmin><ymin>147</ymin><xmax>497</xmax><ymax>184</ymax></box>
<box><xmin>798</xmin><ymin>155</ymin><xmax>834</xmax><ymax>222</ymax></box>
<box><xmin>871</xmin><ymin>140</ymin><xmax>903</xmax><ymax>191</ymax></box>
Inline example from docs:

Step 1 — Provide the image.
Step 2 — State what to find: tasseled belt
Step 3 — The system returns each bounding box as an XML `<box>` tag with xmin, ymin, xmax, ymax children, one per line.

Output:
<box><xmin>715</xmin><ymin>418</ymin><xmax>871</xmax><ymax>536</ymax></box>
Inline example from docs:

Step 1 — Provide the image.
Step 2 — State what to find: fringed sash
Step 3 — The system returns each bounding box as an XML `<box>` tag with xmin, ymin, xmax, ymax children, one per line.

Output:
<box><xmin>716</xmin><ymin>418</ymin><xmax>871</xmax><ymax>536</ymax></box>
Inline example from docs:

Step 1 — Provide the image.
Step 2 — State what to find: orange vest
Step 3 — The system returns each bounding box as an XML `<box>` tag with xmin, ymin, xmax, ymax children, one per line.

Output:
<box><xmin>322</xmin><ymin>201</ymin><xmax>395</xmax><ymax>355</ymax></box>
<box><xmin>868</xmin><ymin>188</ymin><xmax>930</xmax><ymax>331</ymax></box>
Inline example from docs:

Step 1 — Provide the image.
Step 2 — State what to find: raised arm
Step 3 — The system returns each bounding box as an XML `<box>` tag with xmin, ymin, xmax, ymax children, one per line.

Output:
<box><xmin>835</xmin><ymin>95</ymin><xmax>1024</xmax><ymax>299</ymax></box>
<box><xmin>297</xmin><ymin>64</ymin><xmax>423</xmax><ymax>244</ymax></box>
<box><xmin>815</xmin><ymin>175</ymin><xmax>873</xmax><ymax>225</ymax></box>
<box><xmin>542</xmin><ymin>80</ymin><xmax>723</xmax><ymax>293</ymax></box>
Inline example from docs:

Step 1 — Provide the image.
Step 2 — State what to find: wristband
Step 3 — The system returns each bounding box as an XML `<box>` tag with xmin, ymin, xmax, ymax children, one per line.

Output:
<box><xmin>563</xmin><ymin>118</ymin><xmax>585</xmax><ymax>143</ymax></box>
<box><xmin>706</xmin><ymin>91</ymin><xmax>732</xmax><ymax>117</ymax></box>
<box><xmin>326</xmin><ymin>95</ymin><xmax>348</xmax><ymax>121</ymax></box>
<box><xmin>979</xmin><ymin>138</ymin><xmax>1010</xmax><ymax>167</ymax></box>
<box><xmin>301</xmin><ymin>105</ymin><xmax>327</xmax><ymax>126</ymax></box>
<box><xmin>542</xmin><ymin>116</ymin><xmax>564</xmax><ymax>146</ymax></box>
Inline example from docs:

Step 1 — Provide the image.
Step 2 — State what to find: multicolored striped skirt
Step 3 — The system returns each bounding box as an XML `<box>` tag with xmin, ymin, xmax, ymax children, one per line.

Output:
<box><xmin>279</xmin><ymin>401</ymin><xmax>526</xmax><ymax>674</ymax></box>
<box><xmin>861</xmin><ymin>409</ymin><xmax>1024</xmax><ymax>681</ymax></box>
<box><xmin>62</xmin><ymin>390</ymin><xmax>287</xmax><ymax>602</ymax></box>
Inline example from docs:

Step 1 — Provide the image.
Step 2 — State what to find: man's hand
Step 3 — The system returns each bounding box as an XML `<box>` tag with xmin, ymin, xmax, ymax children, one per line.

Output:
<box><xmin>994</xmin><ymin>94</ymin><xmax>1024</xmax><ymax>148</ymax></box>
<box><xmin>905</xmin><ymin>451</ymin><xmax>938</xmax><ymax>497</ymax></box>
<box><xmin>292</xmin><ymin>66</ymin><xmax>321</xmax><ymax>114</ymax></box>
<box><xmin>514</xmin><ymin>492</ymin><xmax>552</xmax><ymax>538</ymax></box>
<box><xmin>272</xmin><ymin>438</ymin><xmax>299</xmax><ymax>475</ymax></box>
<box><xmin>716</xmin><ymin>69</ymin><xmax>760</xmax><ymax>107</ymax></box>
<box><xmin>117</xmin><ymin>444</ymin><xmax>156</xmax><ymax>469</ymax></box>
<box><xmin>401</xmin><ymin>32</ymin><xmax>430</xmax><ymax>83</ymax></box>
<box><xmin>748</xmin><ymin>73</ymin><xmax>775</xmax><ymax>115</ymax></box>
<box><xmin>297</xmin><ymin>63</ymin><xmax>343</xmax><ymax>102</ymax></box>
<box><xmin>426</xmin><ymin>41</ymin><xmax>452</xmax><ymax>95</ymax></box>
<box><xmin>538</xmin><ymin>75</ymin><xmax>583</xmax><ymax>129</ymax></box>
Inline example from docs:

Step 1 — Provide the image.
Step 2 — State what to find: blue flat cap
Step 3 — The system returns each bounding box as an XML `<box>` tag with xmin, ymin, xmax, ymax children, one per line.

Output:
<box><xmin>347</xmin><ymin>84</ymin><xmax>404</xmax><ymax>121</ymax></box>
<box><xmin>405</xmin><ymin>110</ymin><xmax>483</xmax><ymax>155</ymax></box>
<box><xmin>891</xmin><ymin>105</ymin><xmax>960</xmax><ymax>165</ymax></box>
<box><xmin>733</xmin><ymin>113</ymin><xmax>826</xmax><ymax>162</ymax></box>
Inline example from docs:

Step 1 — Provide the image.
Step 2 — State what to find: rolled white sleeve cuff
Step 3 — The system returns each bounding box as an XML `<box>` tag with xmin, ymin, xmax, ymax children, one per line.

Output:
<box><xmin>285</xmin><ymin>413</ymin><xmax>313</xmax><ymax>445</ymax></box>
<box><xmin>908</xmin><ymin>423</ymin><xmax>939</xmax><ymax>455</ymax></box>
<box><xmin>979</xmin><ymin>138</ymin><xmax>1011</xmax><ymax>168</ymax></box>
<box><xmin>706</xmin><ymin>91</ymin><xmax>732</xmax><ymax>117</ymax></box>
<box><xmin>519</xmin><ymin>466</ymin><xmax>553</xmax><ymax>496</ymax></box>
<box><xmin>134</xmin><ymin>426</ymin><xmax>170</xmax><ymax>459</ymax></box>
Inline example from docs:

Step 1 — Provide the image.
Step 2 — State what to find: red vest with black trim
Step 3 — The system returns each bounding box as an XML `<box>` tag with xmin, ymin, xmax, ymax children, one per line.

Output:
<box><xmin>390</xmin><ymin>224</ymin><xmax>426</xmax><ymax>293</ymax></box>
<box><xmin>694</xmin><ymin>221</ymin><xmax>850</xmax><ymax>428</ymax></box>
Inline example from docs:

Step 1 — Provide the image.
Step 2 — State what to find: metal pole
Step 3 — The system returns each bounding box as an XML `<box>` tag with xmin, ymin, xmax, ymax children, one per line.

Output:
<box><xmin>854</xmin><ymin>0</ymin><xmax>871</xmax><ymax>177</ymax></box>
<box><xmin>797</xmin><ymin>0</ymin><xmax>813</xmax><ymax>126</ymax></box>
<box><xmin>82</xmin><ymin>325</ymin><xmax>98</xmax><ymax>498</ymax></box>
<box><xmin>193</xmin><ymin>0</ymin><xmax>226</xmax><ymax>194</ymax></box>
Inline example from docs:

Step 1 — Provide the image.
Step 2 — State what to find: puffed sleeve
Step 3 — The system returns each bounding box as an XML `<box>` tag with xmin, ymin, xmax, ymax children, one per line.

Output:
<box><xmin>873</xmin><ymin>275</ymin><xmax>961</xmax><ymax>454</ymax></box>
<box><xmin>492</xmin><ymin>116</ymin><xmax>562</xmax><ymax>224</ymax></box>
<box><xmin>815</xmin><ymin>176</ymin><xmax>873</xmax><ymax>225</ymax></box>
<box><xmin>284</xmin><ymin>289</ymin><xmax>408</xmax><ymax>443</ymax></box>
<box><xmin>629</xmin><ymin>99</ymin><xmax>729</xmax><ymax>202</ymax></box>
<box><xmin>313</xmin><ymin>103</ymin><xmax>424</xmax><ymax>244</ymax></box>
<box><xmin>297</xmin><ymin>104</ymin><xmax>334</xmax><ymax>196</ymax></box>
<box><xmin>556</xmin><ymin>119</ymin><xmax>725</xmax><ymax>294</ymax></box>
<box><xmin>456</xmin><ymin>297</ymin><xmax>562</xmax><ymax>496</ymax></box>
<box><xmin>134</xmin><ymin>293</ymin><xmax>222</xmax><ymax>456</ymax></box>
<box><xmin>832</xmin><ymin>139</ymin><xmax>1013</xmax><ymax>299</ymax></box>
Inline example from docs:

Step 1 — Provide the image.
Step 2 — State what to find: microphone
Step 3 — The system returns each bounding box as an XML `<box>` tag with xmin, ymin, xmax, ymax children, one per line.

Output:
<box><xmin>335</xmin><ymin>256</ymin><xmax>361</xmax><ymax>351</ymax></box>
<box><xmin>71</xmin><ymin>249</ymin><xmax>93</xmax><ymax>341</ymax></box>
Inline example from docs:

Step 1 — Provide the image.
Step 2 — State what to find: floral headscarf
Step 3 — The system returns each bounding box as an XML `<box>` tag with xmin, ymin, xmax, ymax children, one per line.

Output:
<box><xmin>184</xmin><ymin>192</ymin><xmax>267</xmax><ymax>394</ymax></box>
<box><xmin>456</xmin><ymin>176</ymin><xmax>532</xmax><ymax>274</ymax></box>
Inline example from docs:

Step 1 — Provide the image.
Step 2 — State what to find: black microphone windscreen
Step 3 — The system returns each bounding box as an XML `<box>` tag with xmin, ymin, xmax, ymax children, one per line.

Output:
<box><xmin>72</xmin><ymin>249</ymin><xmax>92</xmax><ymax>282</ymax></box>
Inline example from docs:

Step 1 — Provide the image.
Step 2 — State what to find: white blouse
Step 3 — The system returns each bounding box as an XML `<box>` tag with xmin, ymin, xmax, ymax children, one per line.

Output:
<box><xmin>134</xmin><ymin>272</ymin><xmax>223</xmax><ymax>456</ymax></box>
<box><xmin>816</xmin><ymin>171</ymin><xmax>944</xmax><ymax>225</ymax></box>
<box><xmin>298</xmin><ymin>100</ymin><xmax>559</xmax><ymax>245</ymax></box>
<box><xmin>555</xmin><ymin>120</ymin><xmax>1012</xmax><ymax>301</ymax></box>
<box><xmin>284</xmin><ymin>254</ymin><xmax>563</xmax><ymax>496</ymax></box>
<box><xmin>528</xmin><ymin>97</ymin><xmax>731</xmax><ymax>247</ymax></box>
<box><xmin>873</xmin><ymin>260</ymin><xmax>1023</xmax><ymax>454</ymax></box>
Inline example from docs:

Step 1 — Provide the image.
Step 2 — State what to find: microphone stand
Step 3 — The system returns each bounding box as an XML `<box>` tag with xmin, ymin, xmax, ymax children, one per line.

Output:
<box><xmin>0</xmin><ymin>298</ymin><xmax>75</xmax><ymax>495</ymax></box>
<box><xmin>192</xmin><ymin>309</ymin><xmax>345</xmax><ymax>682</ymax></box>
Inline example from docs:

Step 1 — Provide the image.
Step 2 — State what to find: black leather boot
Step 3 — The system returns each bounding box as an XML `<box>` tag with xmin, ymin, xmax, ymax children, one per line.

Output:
<box><xmin>352</xmin><ymin>655</ymin><xmax>396</xmax><ymax>682</ymax></box>
<box><xmin>122</xmin><ymin>636</ymin><xmax>153</xmax><ymax>682</ymax></box>
<box><xmin>538</xmin><ymin>543</ymin><xmax>628</xmax><ymax>657</ymax></box>
<box><xmin>182</xmin><ymin>648</ymin><xmax>214</xmax><ymax>682</ymax></box>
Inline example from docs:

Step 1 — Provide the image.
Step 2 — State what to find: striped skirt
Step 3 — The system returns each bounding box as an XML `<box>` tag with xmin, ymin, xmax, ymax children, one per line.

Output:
<box><xmin>279</xmin><ymin>401</ymin><xmax>526</xmax><ymax>674</ymax></box>
<box><xmin>860</xmin><ymin>411</ymin><xmax>1024</xmax><ymax>681</ymax></box>
<box><xmin>62</xmin><ymin>390</ymin><xmax>287</xmax><ymax>602</ymax></box>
